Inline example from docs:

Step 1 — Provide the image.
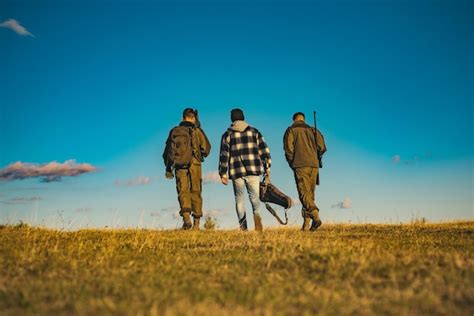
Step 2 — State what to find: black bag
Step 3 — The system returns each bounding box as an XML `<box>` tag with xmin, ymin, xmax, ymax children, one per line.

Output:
<box><xmin>260</xmin><ymin>181</ymin><xmax>293</xmax><ymax>225</ymax></box>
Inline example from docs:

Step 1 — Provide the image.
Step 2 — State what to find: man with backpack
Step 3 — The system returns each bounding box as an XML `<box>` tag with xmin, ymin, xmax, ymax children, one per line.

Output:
<box><xmin>284</xmin><ymin>112</ymin><xmax>326</xmax><ymax>231</ymax></box>
<box><xmin>163</xmin><ymin>108</ymin><xmax>211</xmax><ymax>230</ymax></box>
<box><xmin>218</xmin><ymin>108</ymin><xmax>272</xmax><ymax>232</ymax></box>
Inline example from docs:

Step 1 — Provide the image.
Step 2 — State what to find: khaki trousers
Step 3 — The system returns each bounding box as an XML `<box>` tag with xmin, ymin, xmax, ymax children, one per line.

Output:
<box><xmin>294</xmin><ymin>167</ymin><xmax>319</xmax><ymax>218</ymax></box>
<box><xmin>175</xmin><ymin>164</ymin><xmax>203</xmax><ymax>218</ymax></box>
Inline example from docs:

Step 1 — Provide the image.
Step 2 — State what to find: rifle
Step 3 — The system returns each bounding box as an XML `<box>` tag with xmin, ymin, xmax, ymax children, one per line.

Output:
<box><xmin>313</xmin><ymin>110</ymin><xmax>323</xmax><ymax>168</ymax></box>
<box><xmin>193</xmin><ymin>109</ymin><xmax>210</xmax><ymax>162</ymax></box>
<box><xmin>194</xmin><ymin>109</ymin><xmax>200</xmax><ymax>128</ymax></box>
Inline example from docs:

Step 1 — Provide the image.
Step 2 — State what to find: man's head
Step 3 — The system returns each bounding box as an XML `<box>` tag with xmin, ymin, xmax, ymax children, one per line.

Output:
<box><xmin>293</xmin><ymin>112</ymin><xmax>305</xmax><ymax>122</ymax></box>
<box><xmin>182</xmin><ymin>108</ymin><xmax>197</xmax><ymax>123</ymax></box>
<box><xmin>231</xmin><ymin>108</ymin><xmax>245</xmax><ymax>122</ymax></box>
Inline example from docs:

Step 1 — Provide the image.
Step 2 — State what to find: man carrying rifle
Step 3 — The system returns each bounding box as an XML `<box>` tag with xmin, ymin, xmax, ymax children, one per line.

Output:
<box><xmin>283</xmin><ymin>112</ymin><xmax>326</xmax><ymax>231</ymax></box>
<box><xmin>163</xmin><ymin>108</ymin><xmax>211</xmax><ymax>230</ymax></box>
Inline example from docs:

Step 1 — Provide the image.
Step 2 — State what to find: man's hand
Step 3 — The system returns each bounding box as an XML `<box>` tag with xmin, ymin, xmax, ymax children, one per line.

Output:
<box><xmin>264</xmin><ymin>170</ymin><xmax>271</xmax><ymax>184</ymax></box>
<box><xmin>165</xmin><ymin>171</ymin><xmax>174</xmax><ymax>179</ymax></box>
<box><xmin>221</xmin><ymin>175</ymin><xmax>228</xmax><ymax>185</ymax></box>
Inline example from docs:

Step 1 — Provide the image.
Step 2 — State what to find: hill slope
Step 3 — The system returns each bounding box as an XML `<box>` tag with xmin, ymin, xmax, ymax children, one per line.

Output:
<box><xmin>0</xmin><ymin>222</ymin><xmax>473</xmax><ymax>315</ymax></box>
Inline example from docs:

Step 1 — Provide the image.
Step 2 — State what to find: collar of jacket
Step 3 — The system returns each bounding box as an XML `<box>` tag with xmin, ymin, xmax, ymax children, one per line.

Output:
<box><xmin>291</xmin><ymin>120</ymin><xmax>311</xmax><ymax>128</ymax></box>
<box><xmin>229</xmin><ymin>120</ymin><xmax>249</xmax><ymax>132</ymax></box>
<box><xmin>179</xmin><ymin>121</ymin><xmax>195</xmax><ymax>128</ymax></box>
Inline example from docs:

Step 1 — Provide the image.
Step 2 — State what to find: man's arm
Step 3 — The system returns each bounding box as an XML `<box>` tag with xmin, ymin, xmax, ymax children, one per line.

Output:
<box><xmin>218</xmin><ymin>132</ymin><xmax>230</xmax><ymax>178</ymax></box>
<box><xmin>196</xmin><ymin>127</ymin><xmax>211</xmax><ymax>159</ymax></box>
<box><xmin>163</xmin><ymin>129</ymin><xmax>174</xmax><ymax>178</ymax></box>
<box><xmin>256</xmin><ymin>130</ymin><xmax>272</xmax><ymax>173</ymax></box>
<box><xmin>283</xmin><ymin>128</ymin><xmax>295</xmax><ymax>166</ymax></box>
<box><xmin>316</xmin><ymin>129</ymin><xmax>327</xmax><ymax>155</ymax></box>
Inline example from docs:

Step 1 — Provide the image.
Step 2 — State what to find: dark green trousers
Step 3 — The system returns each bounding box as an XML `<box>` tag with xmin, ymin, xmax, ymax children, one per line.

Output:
<box><xmin>175</xmin><ymin>164</ymin><xmax>203</xmax><ymax>218</ymax></box>
<box><xmin>293</xmin><ymin>167</ymin><xmax>319</xmax><ymax>218</ymax></box>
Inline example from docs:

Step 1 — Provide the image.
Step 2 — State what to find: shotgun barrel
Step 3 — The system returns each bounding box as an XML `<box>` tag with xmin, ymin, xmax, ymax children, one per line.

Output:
<box><xmin>313</xmin><ymin>110</ymin><xmax>323</xmax><ymax>168</ymax></box>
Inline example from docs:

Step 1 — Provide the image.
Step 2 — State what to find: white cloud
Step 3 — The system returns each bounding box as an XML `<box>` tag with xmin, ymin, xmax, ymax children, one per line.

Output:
<box><xmin>392</xmin><ymin>152</ymin><xmax>433</xmax><ymax>165</ymax></box>
<box><xmin>0</xmin><ymin>19</ymin><xmax>34</xmax><ymax>37</ymax></box>
<box><xmin>202</xmin><ymin>171</ymin><xmax>221</xmax><ymax>185</ymax></box>
<box><xmin>332</xmin><ymin>197</ymin><xmax>352</xmax><ymax>209</ymax></box>
<box><xmin>115</xmin><ymin>176</ymin><xmax>151</xmax><ymax>187</ymax></box>
<box><xmin>0</xmin><ymin>160</ymin><xmax>97</xmax><ymax>182</ymax></box>
<box><xmin>0</xmin><ymin>196</ymin><xmax>42</xmax><ymax>204</ymax></box>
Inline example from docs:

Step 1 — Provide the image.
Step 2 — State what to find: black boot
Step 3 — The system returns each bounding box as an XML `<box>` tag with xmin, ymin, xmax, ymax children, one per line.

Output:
<box><xmin>239</xmin><ymin>215</ymin><xmax>248</xmax><ymax>231</ymax></box>
<box><xmin>182</xmin><ymin>212</ymin><xmax>192</xmax><ymax>230</ymax></box>
<box><xmin>310</xmin><ymin>210</ymin><xmax>322</xmax><ymax>232</ymax></box>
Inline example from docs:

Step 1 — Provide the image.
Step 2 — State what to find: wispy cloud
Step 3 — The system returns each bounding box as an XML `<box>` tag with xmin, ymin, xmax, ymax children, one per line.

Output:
<box><xmin>0</xmin><ymin>196</ymin><xmax>42</xmax><ymax>205</ymax></box>
<box><xmin>150</xmin><ymin>211</ymin><xmax>161</xmax><ymax>218</ymax></box>
<box><xmin>75</xmin><ymin>207</ymin><xmax>92</xmax><ymax>213</ymax></box>
<box><xmin>114</xmin><ymin>176</ymin><xmax>151</xmax><ymax>187</ymax></box>
<box><xmin>203</xmin><ymin>171</ymin><xmax>221</xmax><ymax>185</ymax></box>
<box><xmin>392</xmin><ymin>152</ymin><xmax>432</xmax><ymax>165</ymax></box>
<box><xmin>206</xmin><ymin>209</ymin><xmax>225</xmax><ymax>218</ymax></box>
<box><xmin>0</xmin><ymin>160</ymin><xmax>97</xmax><ymax>182</ymax></box>
<box><xmin>332</xmin><ymin>197</ymin><xmax>352</xmax><ymax>209</ymax></box>
<box><xmin>160</xmin><ymin>206</ymin><xmax>178</xmax><ymax>213</ymax></box>
<box><xmin>0</xmin><ymin>19</ymin><xmax>34</xmax><ymax>37</ymax></box>
<box><xmin>157</xmin><ymin>206</ymin><xmax>180</xmax><ymax>220</ymax></box>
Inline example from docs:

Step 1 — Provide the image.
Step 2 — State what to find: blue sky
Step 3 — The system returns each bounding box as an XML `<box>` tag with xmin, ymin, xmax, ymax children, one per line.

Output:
<box><xmin>0</xmin><ymin>0</ymin><xmax>472</xmax><ymax>229</ymax></box>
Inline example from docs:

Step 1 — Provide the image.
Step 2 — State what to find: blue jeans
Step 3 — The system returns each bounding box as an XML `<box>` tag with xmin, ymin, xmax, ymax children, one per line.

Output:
<box><xmin>232</xmin><ymin>175</ymin><xmax>261</xmax><ymax>229</ymax></box>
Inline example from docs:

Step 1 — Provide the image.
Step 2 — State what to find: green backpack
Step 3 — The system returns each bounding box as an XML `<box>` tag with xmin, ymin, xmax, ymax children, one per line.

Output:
<box><xmin>168</xmin><ymin>126</ymin><xmax>194</xmax><ymax>168</ymax></box>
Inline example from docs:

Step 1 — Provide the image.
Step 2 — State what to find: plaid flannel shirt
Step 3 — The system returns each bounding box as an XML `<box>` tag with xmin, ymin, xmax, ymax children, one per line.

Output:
<box><xmin>219</xmin><ymin>126</ymin><xmax>272</xmax><ymax>180</ymax></box>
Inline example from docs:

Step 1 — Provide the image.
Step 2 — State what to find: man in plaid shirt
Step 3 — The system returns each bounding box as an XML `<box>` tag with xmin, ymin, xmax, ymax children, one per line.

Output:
<box><xmin>219</xmin><ymin>108</ymin><xmax>272</xmax><ymax>231</ymax></box>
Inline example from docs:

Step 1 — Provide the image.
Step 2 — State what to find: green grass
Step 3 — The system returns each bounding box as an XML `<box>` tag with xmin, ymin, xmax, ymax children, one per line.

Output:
<box><xmin>0</xmin><ymin>222</ymin><xmax>473</xmax><ymax>315</ymax></box>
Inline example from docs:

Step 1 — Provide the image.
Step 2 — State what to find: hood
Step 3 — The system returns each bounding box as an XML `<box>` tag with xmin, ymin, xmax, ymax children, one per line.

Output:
<box><xmin>229</xmin><ymin>120</ymin><xmax>249</xmax><ymax>132</ymax></box>
<box><xmin>179</xmin><ymin>121</ymin><xmax>195</xmax><ymax>128</ymax></box>
<box><xmin>292</xmin><ymin>120</ymin><xmax>310</xmax><ymax>128</ymax></box>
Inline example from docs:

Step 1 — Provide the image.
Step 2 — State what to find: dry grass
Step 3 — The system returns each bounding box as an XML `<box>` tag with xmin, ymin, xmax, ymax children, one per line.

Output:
<box><xmin>0</xmin><ymin>222</ymin><xmax>473</xmax><ymax>315</ymax></box>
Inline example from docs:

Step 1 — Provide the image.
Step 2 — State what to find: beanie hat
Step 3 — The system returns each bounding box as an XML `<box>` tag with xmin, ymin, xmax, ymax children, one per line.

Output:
<box><xmin>231</xmin><ymin>108</ymin><xmax>244</xmax><ymax>122</ymax></box>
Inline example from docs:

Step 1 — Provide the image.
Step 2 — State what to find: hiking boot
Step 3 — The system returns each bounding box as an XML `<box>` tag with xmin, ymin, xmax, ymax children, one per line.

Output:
<box><xmin>310</xmin><ymin>219</ymin><xmax>322</xmax><ymax>231</ymax></box>
<box><xmin>239</xmin><ymin>216</ymin><xmax>248</xmax><ymax>231</ymax></box>
<box><xmin>310</xmin><ymin>209</ymin><xmax>322</xmax><ymax>232</ymax></box>
<box><xmin>254</xmin><ymin>214</ymin><xmax>263</xmax><ymax>232</ymax></box>
<box><xmin>182</xmin><ymin>212</ymin><xmax>192</xmax><ymax>230</ymax></box>
<box><xmin>301</xmin><ymin>217</ymin><xmax>311</xmax><ymax>231</ymax></box>
<box><xmin>192</xmin><ymin>217</ymin><xmax>200</xmax><ymax>230</ymax></box>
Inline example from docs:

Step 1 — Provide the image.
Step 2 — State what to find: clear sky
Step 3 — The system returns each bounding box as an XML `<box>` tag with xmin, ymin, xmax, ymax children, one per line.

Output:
<box><xmin>1</xmin><ymin>0</ymin><xmax>472</xmax><ymax>229</ymax></box>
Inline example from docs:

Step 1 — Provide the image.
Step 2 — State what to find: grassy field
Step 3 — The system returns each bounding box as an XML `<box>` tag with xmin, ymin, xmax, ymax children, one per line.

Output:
<box><xmin>0</xmin><ymin>222</ymin><xmax>473</xmax><ymax>315</ymax></box>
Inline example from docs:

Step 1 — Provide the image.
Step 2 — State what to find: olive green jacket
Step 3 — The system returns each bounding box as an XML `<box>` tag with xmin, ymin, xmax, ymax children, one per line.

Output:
<box><xmin>283</xmin><ymin>120</ymin><xmax>326</xmax><ymax>169</ymax></box>
<box><xmin>191</xmin><ymin>125</ymin><xmax>211</xmax><ymax>165</ymax></box>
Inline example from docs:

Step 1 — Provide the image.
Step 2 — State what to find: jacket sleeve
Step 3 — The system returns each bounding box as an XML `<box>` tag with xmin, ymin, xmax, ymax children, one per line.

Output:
<box><xmin>196</xmin><ymin>127</ymin><xmax>211</xmax><ymax>159</ymax></box>
<box><xmin>256</xmin><ymin>131</ymin><xmax>272</xmax><ymax>171</ymax></box>
<box><xmin>283</xmin><ymin>128</ymin><xmax>294</xmax><ymax>166</ymax></box>
<box><xmin>317</xmin><ymin>129</ymin><xmax>327</xmax><ymax>155</ymax></box>
<box><xmin>218</xmin><ymin>132</ymin><xmax>230</xmax><ymax>176</ymax></box>
<box><xmin>163</xmin><ymin>129</ymin><xmax>174</xmax><ymax>172</ymax></box>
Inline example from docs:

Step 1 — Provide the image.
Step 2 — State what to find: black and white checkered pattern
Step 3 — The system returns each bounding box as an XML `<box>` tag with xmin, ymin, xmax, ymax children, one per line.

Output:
<box><xmin>219</xmin><ymin>126</ymin><xmax>271</xmax><ymax>180</ymax></box>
